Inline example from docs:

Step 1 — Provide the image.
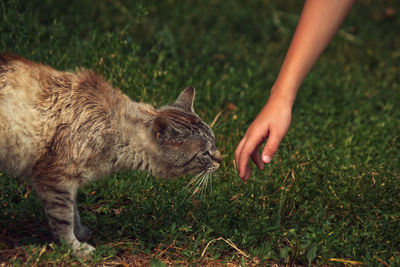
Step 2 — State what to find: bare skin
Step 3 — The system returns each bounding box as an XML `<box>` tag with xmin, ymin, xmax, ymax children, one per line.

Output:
<box><xmin>235</xmin><ymin>0</ymin><xmax>355</xmax><ymax>181</ymax></box>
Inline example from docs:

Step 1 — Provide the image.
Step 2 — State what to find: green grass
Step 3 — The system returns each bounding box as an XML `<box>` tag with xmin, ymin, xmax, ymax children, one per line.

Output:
<box><xmin>1</xmin><ymin>0</ymin><xmax>399</xmax><ymax>265</ymax></box>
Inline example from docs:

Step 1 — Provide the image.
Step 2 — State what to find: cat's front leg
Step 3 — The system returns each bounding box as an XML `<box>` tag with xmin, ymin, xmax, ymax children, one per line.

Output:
<box><xmin>33</xmin><ymin>179</ymin><xmax>95</xmax><ymax>258</ymax></box>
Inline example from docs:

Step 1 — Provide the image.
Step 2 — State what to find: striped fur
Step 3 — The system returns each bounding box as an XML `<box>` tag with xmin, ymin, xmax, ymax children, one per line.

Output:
<box><xmin>0</xmin><ymin>54</ymin><xmax>221</xmax><ymax>257</ymax></box>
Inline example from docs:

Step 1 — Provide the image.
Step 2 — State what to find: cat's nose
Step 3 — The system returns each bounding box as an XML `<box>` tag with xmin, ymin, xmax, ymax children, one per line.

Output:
<box><xmin>213</xmin><ymin>150</ymin><xmax>222</xmax><ymax>163</ymax></box>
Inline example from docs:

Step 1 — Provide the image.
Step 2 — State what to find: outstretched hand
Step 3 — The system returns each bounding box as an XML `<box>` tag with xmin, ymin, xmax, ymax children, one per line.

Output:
<box><xmin>234</xmin><ymin>0</ymin><xmax>355</xmax><ymax>182</ymax></box>
<box><xmin>234</xmin><ymin>95</ymin><xmax>292</xmax><ymax>181</ymax></box>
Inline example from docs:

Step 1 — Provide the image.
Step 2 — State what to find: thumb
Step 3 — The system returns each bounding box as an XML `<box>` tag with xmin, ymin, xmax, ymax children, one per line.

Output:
<box><xmin>261</xmin><ymin>131</ymin><xmax>284</xmax><ymax>163</ymax></box>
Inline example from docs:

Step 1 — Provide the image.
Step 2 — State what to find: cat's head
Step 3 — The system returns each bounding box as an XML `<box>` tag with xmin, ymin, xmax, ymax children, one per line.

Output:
<box><xmin>150</xmin><ymin>87</ymin><xmax>221</xmax><ymax>178</ymax></box>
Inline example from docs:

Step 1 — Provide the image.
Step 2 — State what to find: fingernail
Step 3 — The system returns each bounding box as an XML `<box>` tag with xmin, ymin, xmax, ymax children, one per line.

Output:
<box><xmin>262</xmin><ymin>155</ymin><xmax>272</xmax><ymax>163</ymax></box>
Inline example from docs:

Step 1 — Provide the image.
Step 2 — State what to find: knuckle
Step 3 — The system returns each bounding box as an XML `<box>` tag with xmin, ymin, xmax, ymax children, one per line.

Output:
<box><xmin>264</xmin><ymin>142</ymin><xmax>279</xmax><ymax>153</ymax></box>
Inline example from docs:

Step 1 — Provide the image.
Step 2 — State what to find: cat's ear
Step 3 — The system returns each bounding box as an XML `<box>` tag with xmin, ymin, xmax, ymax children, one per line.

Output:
<box><xmin>173</xmin><ymin>86</ymin><xmax>195</xmax><ymax>112</ymax></box>
<box><xmin>152</xmin><ymin>116</ymin><xmax>172</xmax><ymax>141</ymax></box>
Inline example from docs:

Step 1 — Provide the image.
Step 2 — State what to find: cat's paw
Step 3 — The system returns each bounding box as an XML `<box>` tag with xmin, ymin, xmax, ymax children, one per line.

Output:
<box><xmin>72</xmin><ymin>242</ymin><xmax>95</xmax><ymax>259</ymax></box>
<box><xmin>75</xmin><ymin>225</ymin><xmax>92</xmax><ymax>242</ymax></box>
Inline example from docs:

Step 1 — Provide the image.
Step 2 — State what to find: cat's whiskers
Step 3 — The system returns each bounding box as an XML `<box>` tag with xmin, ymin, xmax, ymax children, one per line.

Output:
<box><xmin>201</xmin><ymin>172</ymin><xmax>211</xmax><ymax>197</ymax></box>
<box><xmin>209</xmin><ymin>171</ymin><xmax>220</xmax><ymax>193</ymax></box>
<box><xmin>186</xmin><ymin>167</ymin><xmax>217</xmax><ymax>198</ymax></box>
<box><xmin>201</xmin><ymin>172</ymin><xmax>210</xmax><ymax>194</ymax></box>
<box><xmin>191</xmin><ymin>172</ymin><xmax>207</xmax><ymax>197</ymax></box>
<box><xmin>186</xmin><ymin>171</ymin><xmax>206</xmax><ymax>188</ymax></box>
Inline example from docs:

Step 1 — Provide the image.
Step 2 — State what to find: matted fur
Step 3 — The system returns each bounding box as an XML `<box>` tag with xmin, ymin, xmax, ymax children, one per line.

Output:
<box><xmin>0</xmin><ymin>54</ymin><xmax>221</xmax><ymax>257</ymax></box>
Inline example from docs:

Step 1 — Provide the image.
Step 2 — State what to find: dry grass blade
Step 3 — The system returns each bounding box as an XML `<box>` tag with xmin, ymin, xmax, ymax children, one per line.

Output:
<box><xmin>201</xmin><ymin>237</ymin><xmax>250</xmax><ymax>259</ymax></box>
<box><xmin>374</xmin><ymin>256</ymin><xmax>390</xmax><ymax>267</ymax></box>
<box><xmin>209</xmin><ymin>111</ymin><xmax>222</xmax><ymax>128</ymax></box>
<box><xmin>328</xmin><ymin>258</ymin><xmax>365</xmax><ymax>265</ymax></box>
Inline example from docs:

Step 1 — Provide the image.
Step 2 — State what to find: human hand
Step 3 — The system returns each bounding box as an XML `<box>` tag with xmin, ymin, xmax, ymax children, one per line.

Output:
<box><xmin>234</xmin><ymin>95</ymin><xmax>292</xmax><ymax>181</ymax></box>
<box><xmin>234</xmin><ymin>0</ymin><xmax>354</xmax><ymax>182</ymax></box>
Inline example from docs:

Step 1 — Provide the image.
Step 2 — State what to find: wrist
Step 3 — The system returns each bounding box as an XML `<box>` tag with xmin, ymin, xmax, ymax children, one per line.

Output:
<box><xmin>269</xmin><ymin>82</ymin><xmax>298</xmax><ymax>109</ymax></box>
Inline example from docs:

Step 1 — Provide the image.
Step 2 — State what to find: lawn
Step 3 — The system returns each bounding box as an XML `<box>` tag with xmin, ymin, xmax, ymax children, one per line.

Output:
<box><xmin>0</xmin><ymin>0</ymin><xmax>399</xmax><ymax>266</ymax></box>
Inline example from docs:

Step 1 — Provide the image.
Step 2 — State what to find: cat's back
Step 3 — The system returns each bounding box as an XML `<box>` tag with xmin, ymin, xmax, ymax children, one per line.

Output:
<box><xmin>0</xmin><ymin>53</ymin><xmax>55</xmax><ymax>108</ymax></box>
<box><xmin>0</xmin><ymin>54</ymin><xmax>84</xmax><ymax>177</ymax></box>
<box><xmin>0</xmin><ymin>54</ymin><xmax>50</xmax><ymax>176</ymax></box>
<box><xmin>0</xmin><ymin>54</ymin><xmax>129</xmax><ymax>178</ymax></box>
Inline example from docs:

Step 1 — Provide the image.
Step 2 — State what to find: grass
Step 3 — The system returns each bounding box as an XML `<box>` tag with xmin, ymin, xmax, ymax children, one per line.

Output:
<box><xmin>0</xmin><ymin>0</ymin><xmax>399</xmax><ymax>265</ymax></box>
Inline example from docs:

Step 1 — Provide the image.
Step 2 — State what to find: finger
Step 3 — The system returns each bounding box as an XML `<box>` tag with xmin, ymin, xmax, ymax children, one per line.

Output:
<box><xmin>237</xmin><ymin>141</ymin><xmax>252</xmax><ymax>180</ymax></box>
<box><xmin>251</xmin><ymin>145</ymin><xmax>264</xmax><ymax>170</ymax></box>
<box><xmin>261</xmin><ymin>130</ymin><xmax>284</xmax><ymax>163</ymax></box>
<box><xmin>235</xmin><ymin>135</ymin><xmax>253</xmax><ymax>181</ymax></box>
<box><xmin>234</xmin><ymin>135</ymin><xmax>247</xmax><ymax>172</ymax></box>
<box><xmin>238</xmin><ymin>136</ymin><xmax>260</xmax><ymax>180</ymax></box>
<box><xmin>242</xmin><ymin>165</ymin><xmax>251</xmax><ymax>182</ymax></box>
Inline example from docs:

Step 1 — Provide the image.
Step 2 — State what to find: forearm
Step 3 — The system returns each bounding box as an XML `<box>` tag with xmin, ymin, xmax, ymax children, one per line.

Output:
<box><xmin>271</xmin><ymin>0</ymin><xmax>355</xmax><ymax>106</ymax></box>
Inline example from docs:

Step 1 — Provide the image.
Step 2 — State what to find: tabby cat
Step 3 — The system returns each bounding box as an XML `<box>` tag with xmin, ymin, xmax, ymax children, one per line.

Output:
<box><xmin>0</xmin><ymin>54</ymin><xmax>221</xmax><ymax>257</ymax></box>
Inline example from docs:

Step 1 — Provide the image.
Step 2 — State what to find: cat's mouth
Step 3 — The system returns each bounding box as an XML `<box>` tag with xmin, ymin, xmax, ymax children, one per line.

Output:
<box><xmin>208</xmin><ymin>162</ymin><xmax>220</xmax><ymax>172</ymax></box>
<box><xmin>208</xmin><ymin>150</ymin><xmax>222</xmax><ymax>172</ymax></box>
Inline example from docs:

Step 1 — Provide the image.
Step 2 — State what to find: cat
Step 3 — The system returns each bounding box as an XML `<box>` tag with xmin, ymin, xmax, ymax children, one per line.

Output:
<box><xmin>0</xmin><ymin>53</ymin><xmax>221</xmax><ymax>257</ymax></box>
